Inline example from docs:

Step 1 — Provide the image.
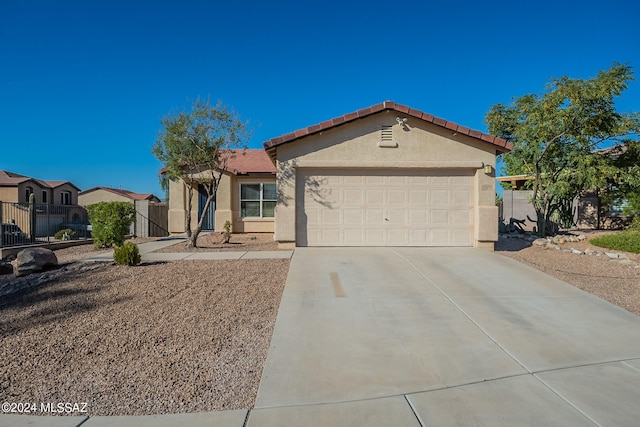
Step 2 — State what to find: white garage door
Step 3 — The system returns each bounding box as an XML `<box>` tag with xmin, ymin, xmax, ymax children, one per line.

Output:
<box><xmin>297</xmin><ymin>169</ymin><xmax>474</xmax><ymax>246</ymax></box>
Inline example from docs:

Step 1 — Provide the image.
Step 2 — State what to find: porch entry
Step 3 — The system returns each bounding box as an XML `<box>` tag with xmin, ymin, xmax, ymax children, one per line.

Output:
<box><xmin>198</xmin><ymin>184</ymin><xmax>215</xmax><ymax>231</ymax></box>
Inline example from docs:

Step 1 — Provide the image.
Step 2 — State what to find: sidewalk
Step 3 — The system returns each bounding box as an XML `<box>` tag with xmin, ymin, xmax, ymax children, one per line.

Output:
<box><xmin>80</xmin><ymin>237</ymin><xmax>293</xmax><ymax>262</ymax></box>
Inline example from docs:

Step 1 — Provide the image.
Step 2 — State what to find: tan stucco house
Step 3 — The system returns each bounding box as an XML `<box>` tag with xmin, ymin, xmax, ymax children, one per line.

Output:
<box><xmin>166</xmin><ymin>150</ymin><xmax>277</xmax><ymax>234</ymax></box>
<box><xmin>0</xmin><ymin>170</ymin><xmax>79</xmax><ymax>205</ymax></box>
<box><xmin>78</xmin><ymin>187</ymin><xmax>162</xmax><ymax>206</ymax></box>
<box><xmin>167</xmin><ymin>101</ymin><xmax>512</xmax><ymax>249</ymax></box>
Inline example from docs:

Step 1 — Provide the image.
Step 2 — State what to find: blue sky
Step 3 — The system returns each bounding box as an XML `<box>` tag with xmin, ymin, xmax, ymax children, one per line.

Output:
<box><xmin>2</xmin><ymin>0</ymin><xmax>639</xmax><ymax>199</ymax></box>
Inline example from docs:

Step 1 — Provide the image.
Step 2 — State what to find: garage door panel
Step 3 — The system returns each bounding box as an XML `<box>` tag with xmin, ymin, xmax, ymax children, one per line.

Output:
<box><xmin>344</xmin><ymin>229</ymin><xmax>364</xmax><ymax>245</ymax></box>
<box><xmin>366</xmin><ymin>209</ymin><xmax>384</xmax><ymax>225</ymax></box>
<box><xmin>388</xmin><ymin>189</ymin><xmax>407</xmax><ymax>204</ymax></box>
<box><xmin>343</xmin><ymin>209</ymin><xmax>364</xmax><ymax>224</ymax></box>
<box><xmin>343</xmin><ymin>189</ymin><xmax>364</xmax><ymax>204</ymax></box>
<box><xmin>366</xmin><ymin>189</ymin><xmax>385</xmax><ymax>204</ymax></box>
<box><xmin>430</xmin><ymin>189</ymin><xmax>450</xmax><ymax>205</ymax></box>
<box><xmin>298</xmin><ymin>170</ymin><xmax>474</xmax><ymax>247</ymax></box>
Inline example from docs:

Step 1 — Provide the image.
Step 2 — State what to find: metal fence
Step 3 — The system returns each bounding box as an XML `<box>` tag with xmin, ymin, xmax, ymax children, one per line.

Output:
<box><xmin>0</xmin><ymin>201</ymin><xmax>90</xmax><ymax>248</ymax></box>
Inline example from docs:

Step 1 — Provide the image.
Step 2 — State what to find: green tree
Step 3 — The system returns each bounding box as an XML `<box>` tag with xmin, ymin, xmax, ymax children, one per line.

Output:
<box><xmin>153</xmin><ymin>98</ymin><xmax>250</xmax><ymax>248</ymax></box>
<box><xmin>87</xmin><ymin>201</ymin><xmax>136</xmax><ymax>248</ymax></box>
<box><xmin>485</xmin><ymin>63</ymin><xmax>640</xmax><ymax>235</ymax></box>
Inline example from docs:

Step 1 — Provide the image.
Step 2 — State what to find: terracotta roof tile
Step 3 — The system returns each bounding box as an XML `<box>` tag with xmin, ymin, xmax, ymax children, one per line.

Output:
<box><xmin>79</xmin><ymin>186</ymin><xmax>160</xmax><ymax>201</ymax></box>
<box><xmin>262</xmin><ymin>101</ymin><xmax>513</xmax><ymax>153</ymax></box>
<box><xmin>224</xmin><ymin>149</ymin><xmax>276</xmax><ymax>175</ymax></box>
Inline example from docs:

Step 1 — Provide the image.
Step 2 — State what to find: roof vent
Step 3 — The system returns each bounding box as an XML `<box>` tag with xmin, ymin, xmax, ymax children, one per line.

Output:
<box><xmin>379</xmin><ymin>125</ymin><xmax>398</xmax><ymax>148</ymax></box>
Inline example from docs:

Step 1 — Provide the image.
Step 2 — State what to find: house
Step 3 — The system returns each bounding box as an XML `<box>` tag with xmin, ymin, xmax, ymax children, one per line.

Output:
<box><xmin>78</xmin><ymin>186</ymin><xmax>162</xmax><ymax>205</ymax></box>
<box><xmin>166</xmin><ymin>149</ymin><xmax>276</xmax><ymax>234</ymax></box>
<box><xmin>0</xmin><ymin>170</ymin><xmax>79</xmax><ymax>205</ymax></box>
<box><xmin>0</xmin><ymin>170</ymin><xmax>83</xmax><ymax>237</ymax></box>
<box><xmin>166</xmin><ymin>101</ymin><xmax>511</xmax><ymax>249</ymax></box>
<box><xmin>79</xmin><ymin>187</ymin><xmax>167</xmax><ymax>238</ymax></box>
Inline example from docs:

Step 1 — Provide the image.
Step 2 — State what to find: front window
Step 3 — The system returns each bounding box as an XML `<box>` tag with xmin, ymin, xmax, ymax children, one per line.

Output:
<box><xmin>25</xmin><ymin>186</ymin><xmax>33</xmax><ymax>201</ymax></box>
<box><xmin>61</xmin><ymin>191</ymin><xmax>71</xmax><ymax>205</ymax></box>
<box><xmin>42</xmin><ymin>190</ymin><xmax>48</xmax><ymax>204</ymax></box>
<box><xmin>240</xmin><ymin>183</ymin><xmax>276</xmax><ymax>218</ymax></box>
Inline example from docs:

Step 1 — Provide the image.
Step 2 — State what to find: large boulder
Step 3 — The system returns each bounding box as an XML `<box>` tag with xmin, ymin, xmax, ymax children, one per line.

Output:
<box><xmin>13</xmin><ymin>248</ymin><xmax>58</xmax><ymax>277</ymax></box>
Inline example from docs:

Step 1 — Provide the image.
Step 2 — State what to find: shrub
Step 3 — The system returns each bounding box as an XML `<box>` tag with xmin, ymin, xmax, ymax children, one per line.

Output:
<box><xmin>223</xmin><ymin>220</ymin><xmax>232</xmax><ymax>233</ymax></box>
<box><xmin>54</xmin><ymin>228</ymin><xmax>77</xmax><ymax>240</ymax></box>
<box><xmin>113</xmin><ymin>242</ymin><xmax>141</xmax><ymax>266</ymax></box>
<box><xmin>591</xmin><ymin>231</ymin><xmax>640</xmax><ymax>254</ymax></box>
<box><xmin>629</xmin><ymin>216</ymin><xmax>640</xmax><ymax>231</ymax></box>
<box><xmin>87</xmin><ymin>202</ymin><xmax>135</xmax><ymax>248</ymax></box>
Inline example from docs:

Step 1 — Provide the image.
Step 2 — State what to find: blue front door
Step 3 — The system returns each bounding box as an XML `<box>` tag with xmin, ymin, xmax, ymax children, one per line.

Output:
<box><xmin>198</xmin><ymin>184</ymin><xmax>215</xmax><ymax>231</ymax></box>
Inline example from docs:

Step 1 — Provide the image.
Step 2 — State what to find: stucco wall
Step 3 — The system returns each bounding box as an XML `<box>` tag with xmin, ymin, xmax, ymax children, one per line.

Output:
<box><xmin>0</xmin><ymin>187</ymin><xmax>17</xmax><ymax>203</ymax></box>
<box><xmin>167</xmin><ymin>173</ymin><xmax>275</xmax><ymax>234</ymax></box>
<box><xmin>273</xmin><ymin>110</ymin><xmax>499</xmax><ymax>248</ymax></box>
<box><xmin>78</xmin><ymin>190</ymin><xmax>131</xmax><ymax>206</ymax></box>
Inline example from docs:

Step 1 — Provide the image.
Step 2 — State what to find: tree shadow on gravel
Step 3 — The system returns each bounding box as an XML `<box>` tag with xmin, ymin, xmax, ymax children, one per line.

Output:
<box><xmin>495</xmin><ymin>237</ymin><xmax>533</xmax><ymax>252</ymax></box>
<box><xmin>0</xmin><ymin>263</ymin><xmax>131</xmax><ymax>336</ymax></box>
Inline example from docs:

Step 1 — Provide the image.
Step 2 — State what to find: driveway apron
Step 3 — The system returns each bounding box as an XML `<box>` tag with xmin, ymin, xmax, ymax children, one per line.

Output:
<box><xmin>251</xmin><ymin>247</ymin><xmax>640</xmax><ymax>426</ymax></box>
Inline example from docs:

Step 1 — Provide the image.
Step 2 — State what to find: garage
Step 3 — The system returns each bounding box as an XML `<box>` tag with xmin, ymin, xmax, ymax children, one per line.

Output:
<box><xmin>297</xmin><ymin>169</ymin><xmax>474</xmax><ymax>246</ymax></box>
<box><xmin>263</xmin><ymin>101</ymin><xmax>511</xmax><ymax>250</ymax></box>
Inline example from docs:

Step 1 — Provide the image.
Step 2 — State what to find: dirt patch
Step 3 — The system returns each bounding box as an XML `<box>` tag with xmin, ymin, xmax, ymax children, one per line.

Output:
<box><xmin>154</xmin><ymin>233</ymin><xmax>283</xmax><ymax>253</ymax></box>
<box><xmin>497</xmin><ymin>231</ymin><xmax>640</xmax><ymax>316</ymax></box>
<box><xmin>0</xmin><ymin>257</ymin><xmax>289</xmax><ymax>416</ymax></box>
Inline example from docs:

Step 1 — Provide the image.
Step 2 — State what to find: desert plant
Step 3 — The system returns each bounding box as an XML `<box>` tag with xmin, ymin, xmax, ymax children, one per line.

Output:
<box><xmin>591</xmin><ymin>231</ymin><xmax>640</xmax><ymax>254</ymax></box>
<box><xmin>87</xmin><ymin>202</ymin><xmax>135</xmax><ymax>248</ymax></box>
<box><xmin>54</xmin><ymin>228</ymin><xmax>77</xmax><ymax>240</ymax></box>
<box><xmin>113</xmin><ymin>242</ymin><xmax>141</xmax><ymax>266</ymax></box>
<box><xmin>223</xmin><ymin>220</ymin><xmax>232</xmax><ymax>233</ymax></box>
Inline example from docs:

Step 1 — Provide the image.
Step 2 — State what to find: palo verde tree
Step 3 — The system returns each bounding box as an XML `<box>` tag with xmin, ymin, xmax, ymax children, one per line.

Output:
<box><xmin>153</xmin><ymin>98</ymin><xmax>250</xmax><ymax>248</ymax></box>
<box><xmin>485</xmin><ymin>63</ymin><xmax>640</xmax><ymax>236</ymax></box>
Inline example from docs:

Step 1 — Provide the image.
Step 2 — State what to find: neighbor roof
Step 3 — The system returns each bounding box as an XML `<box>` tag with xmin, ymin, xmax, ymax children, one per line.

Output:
<box><xmin>79</xmin><ymin>186</ymin><xmax>160</xmax><ymax>201</ymax></box>
<box><xmin>0</xmin><ymin>170</ymin><xmax>79</xmax><ymax>190</ymax></box>
<box><xmin>263</xmin><ymin>101</ymin><xmax>513</xmax><ymax>153</ymax></box>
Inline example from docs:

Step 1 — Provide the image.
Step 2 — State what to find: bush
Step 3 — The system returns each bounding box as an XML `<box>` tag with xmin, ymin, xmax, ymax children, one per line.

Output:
<box><xmin>54</xmin><ymin>228</ymin><xmax>77</xmax><ymax>240</ymax></box>
<box><xmin>629</xmin><ymin>216</ymin><xmax>640</xmax><ymax>231</ymax></box>
<box><xmin>591</xmin><ymin>231</ymin><xmax>640</xmax><ymax>254</ymax></box>
<box><xmin>87</xmin><ymin>202</ymin><xmax>135</xmax><ymax>248</ymax></box>
<box><xmin>113</xmin><ymin>242</ymin><xmax>141</xmax><ymax>266</ymax></box>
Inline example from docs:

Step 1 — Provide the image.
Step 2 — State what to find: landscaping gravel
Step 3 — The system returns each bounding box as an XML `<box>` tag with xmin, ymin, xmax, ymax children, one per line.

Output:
<box><xmin>2</xmin><ymin>231</ymin><xmax>639</xmax><ymax>417</ymax></box>
<box><xmin>497</xmin><ymin>232</ymin><xmax>640</xmax><ymax>316</ymax></box>
<box><xmin>0</xmin><ymin>251</ymin><xmax>289</xmax><ymax>416</ymax></box>
<box><xmin>155</xmin><ymin>233</ymin><xmax>283</xmax><ymax>253</ymax></box>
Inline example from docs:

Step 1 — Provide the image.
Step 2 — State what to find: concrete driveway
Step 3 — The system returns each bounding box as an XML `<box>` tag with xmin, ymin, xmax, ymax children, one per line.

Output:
<box><xmin>250</xmin><ymin>247</ymin><xmax>640</xmax><ymax>426</ymax></box>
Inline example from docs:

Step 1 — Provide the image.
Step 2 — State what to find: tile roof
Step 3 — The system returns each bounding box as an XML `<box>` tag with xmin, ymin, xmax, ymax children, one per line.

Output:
<box><xmin>79</xmin><ymin>186</ymin><xmax>161</xmax><ymax>201</ymax></box>
<box><xmin>159</xmin><ymin>149</ymin><xmax>276</xmax><ymax>176</ymax></box>
<box><xmin>263</xmin><ymin>101</ymin><xmax>513</xmax><ymax>153</ymax></box>
<box><xmin>224</xmin><ymin>149</ymin><xmax>276</xmax><ymax>175</ymax></box>
<box><xmin>0</xmin><ymin>170</ymin><xmax>79</xmax><ymax>190</ymax></box>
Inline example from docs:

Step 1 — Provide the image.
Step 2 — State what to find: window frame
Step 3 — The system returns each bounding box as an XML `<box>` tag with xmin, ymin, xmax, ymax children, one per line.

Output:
<box><xmin>239</xmin><ymin>182</ymin><xmax>276</xmax><ymax>219</ymax></box>
<box><xmin>60</xmin><ymin>191</ymin><xmax>71</xmax><ymax>205</ymax></box>
<box><xmin>42</xmin><ymin>189</ymin><xmax>48</xmax><ymax>204</ymax></box>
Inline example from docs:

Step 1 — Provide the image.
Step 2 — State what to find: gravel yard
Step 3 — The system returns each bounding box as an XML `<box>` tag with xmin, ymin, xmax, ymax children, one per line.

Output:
<box><xmin>1</xmin><ymin>231</ymin><xmax>639</xmax><ymax>417</ymax></box>
<box><xmin>497</xmin><ymin>232</ymin><xmax>640</xmax><ymax>316</ymax></box>
<box><xmin>1</xmin><ymin>243</ymin><xmax>289</xmax><ymax>416</ymax></box>
<box><xmin>155</xmin><ymin>233</ymin><xmax>283</xmax><ymax>253</ymax></box>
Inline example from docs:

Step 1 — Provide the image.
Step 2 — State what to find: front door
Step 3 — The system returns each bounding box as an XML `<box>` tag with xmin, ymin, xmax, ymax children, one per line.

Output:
<box><xmin>198</xmin><ymin>184</ymin><xmax>215</xmax><ymax>231</ymax></box>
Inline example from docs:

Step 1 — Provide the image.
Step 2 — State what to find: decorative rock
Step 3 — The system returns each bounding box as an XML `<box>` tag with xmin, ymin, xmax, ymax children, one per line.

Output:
<box><xmin>577</xmin><ymin>234</ymin><xmax>587</xmax><ymax>241</ymax></box>
<box><xmin>533</xmin><ymin>239</ymin><xmax>547</xmax><ymax>246</ymax></box>
<box><xmin>206</xmin><ymin>232</ymin><xmax>231</xmax><ymax>245</ymax></box>
<box><xmin>605</xmin><ymin>252</ymin><xmax>619</xmax><ymax>259</ymax></box>
<box><xmin>571</xmin><ymin>249</ymin><xmax>584</xmax><ymax>255</ymax></box>
<box><xmin>13</xmin><ymin>248</ymin><xmax>58</xmax><ymax>277</ymax></box>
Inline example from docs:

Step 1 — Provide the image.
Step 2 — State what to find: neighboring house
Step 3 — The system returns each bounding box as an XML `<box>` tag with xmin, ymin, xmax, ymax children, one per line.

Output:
<box><xmin>166</xmin><ymin>149</ymin><xmax>276</xmax><ymax>233</ymax></box>
<box><xmin>0</xmin><ymin>170</ymin><xmax>79</xmax><ymax>205</ymax></box>
<box><xmin>78</xmin><ymin>186</ymin><xmax>161</xmax><ymax>205</ymax></box>
<box><xmin>0</xmin><ymin>170</ymin><xmax>83</xmax><ymax>237</ymax></box>
<box><xmin>166</xmin><ymin>101</ymin><xmax>511</xmax><ymax>250</ymax></box>
<box><xmin>79</xmin><ymin>186</ymin><xmax>167</xmax><ymax>238</ymax></box>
